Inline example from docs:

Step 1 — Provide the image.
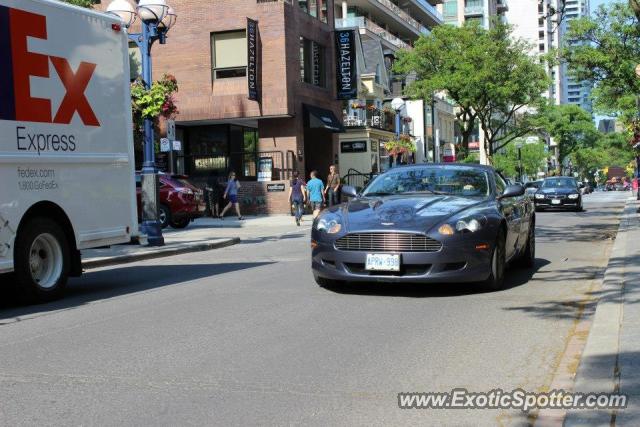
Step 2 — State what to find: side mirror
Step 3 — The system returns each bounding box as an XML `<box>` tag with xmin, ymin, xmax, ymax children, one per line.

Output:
<box><xmin>341</xmin><ymin>185</ymin><xmax>358</xmax><ymax>198</ymax></box>
<box><xmin>499</xmin><ymin>184</ymin><xmax>525</xmax><ymax>199</ymax></box>
<box><xmin>579</xmin><ymin>183</ymin><xmax>585</xmax><ymax>188</ymax></box>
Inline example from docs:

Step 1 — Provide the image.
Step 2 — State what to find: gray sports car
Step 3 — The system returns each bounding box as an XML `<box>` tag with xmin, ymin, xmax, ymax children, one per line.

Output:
<box><xmin>311</xmin><ymin>164</ymin><xmax>535</xmax><ymax>291</ymax></box>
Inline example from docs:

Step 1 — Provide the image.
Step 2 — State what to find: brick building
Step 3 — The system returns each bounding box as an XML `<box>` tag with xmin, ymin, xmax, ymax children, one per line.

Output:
<box><xmin>123</xmin><ymin>0</ymin><xmax>343</xmax><ymax>214</ymax></box>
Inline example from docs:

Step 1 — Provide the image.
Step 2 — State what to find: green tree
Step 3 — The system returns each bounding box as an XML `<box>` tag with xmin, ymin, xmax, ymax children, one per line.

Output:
<box><xmin>394</xmin><ymin>22</ymin><xmax>549</xmax><ymax>161</ymax></box>
<box><xmin>534</xmin><ymin>103</ymin><xmax>599</xmax><ymax>164</ymax></box>
<box><xmin>571</xmin><ymin>132</ymin><xmax>636</xmax><ymax>181</ymax></box>
<box><xmin>493</xmin><ymin>140</ymin><xmax>547</xmax><ymax>180</ymax></box>
<box><xmin>62</xmin><ymin>0</ymin><xmax>96</xmax><ymax>8</ymax></box>
<box><xmin>563</xmin><ymin>2</ymin><xmax>640</xmax><ymax>124</ymax></box>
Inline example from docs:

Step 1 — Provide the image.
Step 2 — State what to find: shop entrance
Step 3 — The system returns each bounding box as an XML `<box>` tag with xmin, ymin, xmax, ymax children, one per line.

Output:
<box><xmin>302</xmin><ymin>104</ymin><xmax>343</xmax><ymax>181</ymax></box>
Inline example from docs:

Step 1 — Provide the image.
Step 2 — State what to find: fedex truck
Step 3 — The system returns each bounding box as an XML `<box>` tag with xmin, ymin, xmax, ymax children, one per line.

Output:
<box><xmin>0</xmin><ymin>0</ymin><xmax>138</xmax><ymax>302</ymax></box>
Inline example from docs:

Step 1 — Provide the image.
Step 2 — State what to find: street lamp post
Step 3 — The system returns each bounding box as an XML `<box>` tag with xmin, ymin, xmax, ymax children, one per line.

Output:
<box><xmin>515</xmin><ymin>140</ymin><xmax>524</xmax><ymax>183</ymax></box>
<box><xmin>391</xmin><ymin>97</ymin><xmax>405</xmax><ymax>167</ymax></box>
<box><xmin>107</xmin><ymin>0</ymin><xmax>177</xmax><ymax>246</ymax></box>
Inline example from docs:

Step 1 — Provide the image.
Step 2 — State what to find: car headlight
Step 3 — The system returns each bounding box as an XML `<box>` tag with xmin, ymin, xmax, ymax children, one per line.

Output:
<box><xmin>568</xmin><ymin>193</ymin><xmax>579</xmax><ymax>199</ymax></box>
<box><xmin>438</xmin><ymin>217</ymin><xmax>483</xmax><ymax>235</ymax></box>
<box><xmin>315</xmin><ymin>214</ymin><xmax>342</xmax><ymax>234</ymax></box>
<box><xmin>534</xmin><ymin>193</ymin><xmax>545</xmax><ymax>199</ymax></box>
<box><xmin>455</xmin><ymin>218</ymin><xmax>483</xmax><ymax>233</ymax></box>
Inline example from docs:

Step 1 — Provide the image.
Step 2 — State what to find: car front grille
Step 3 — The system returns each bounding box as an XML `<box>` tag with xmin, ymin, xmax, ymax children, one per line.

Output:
<box><xmin>335</xmin><ymin>233</ymin><xmax>442</xmax><ymax>253</ymax></box>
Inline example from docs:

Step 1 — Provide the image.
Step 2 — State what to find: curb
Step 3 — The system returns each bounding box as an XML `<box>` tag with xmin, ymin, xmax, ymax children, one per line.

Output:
<box><xmin>81</xmin><ymin>237</ymin><xmax>241</xmax><ymax>270</ymax></box>
<box><xmin>564</xmin><ymin>199</ymin><xmax>636</xmax><ymax>426</ymax></box>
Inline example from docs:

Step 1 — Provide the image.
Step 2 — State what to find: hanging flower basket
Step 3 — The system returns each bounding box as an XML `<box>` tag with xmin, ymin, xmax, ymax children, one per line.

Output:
<box><xmin>384</xmin><ymin>134</ymin><xmax>415</xmax><ymax>156</ymax></box>
<box><xmin>351</xmin><ymin>102</ymin><xmax>365</xmax><ymax>109</ymax></box>
<box><xmin>402</xmin><ymin>117</ymin><xmax>412</xmax><ymax>123</ymax></box>
<box><xmin>367</xmin><ymin>104</ymin><xmax>377</xmax><ymax>112</ymax></box>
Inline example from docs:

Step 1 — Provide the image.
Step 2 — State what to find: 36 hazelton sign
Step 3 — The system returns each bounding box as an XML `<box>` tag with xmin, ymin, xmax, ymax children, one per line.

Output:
<box><xmin>247</xmin><ymin>18</ymin><xmax>259</xmax><ymax>101</ymax></box>
<box><xmin>335</xmin><ymin>30</ymin><xmax>357</xmax><ymax>100</ymax></box>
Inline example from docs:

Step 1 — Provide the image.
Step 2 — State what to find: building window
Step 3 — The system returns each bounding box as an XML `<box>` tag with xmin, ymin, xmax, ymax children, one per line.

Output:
<box><xmin>538</xmin><ymin>2</ymin><xmax>544</xmax><ymax>13</ymax></box>
<box><xmin>539</xmin><ymin>43</ymin><xmax>545</xmax><ymax>52</ymax></box>
<box><xmin>539</xmin><ymin>30</ymin><xmax>544</xmax><ymax>39</ymax></box>
<box><xmin>444</xmin><ymin>0</ymin><xmax>458</xmax><ymax>18</ymax></box>
<box><xmin>300</xmin><ymin>37</ymin><xmax>327</xmax><ymax>88</ymax></box>
<box><xmin>299</xmin><ymin>0</ymin><xmax>326</xmax><ymax>22</ymax></box>
<box><xmin>538</xmin><ymin>17</ymin><xmax>544</xmax><ymax>26</ymax></box>
<box><xmin>211</xmin><ymin>31</ymin><xmax>247</xmax><ymax>80</ymax></box>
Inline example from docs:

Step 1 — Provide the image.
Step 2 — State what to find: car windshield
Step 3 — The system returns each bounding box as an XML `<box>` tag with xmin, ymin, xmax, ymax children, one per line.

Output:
<box><xmin>542</xmin><ymin>178</ymin><xmax>577</xmax><ymax>189</ymax></box>
<box><xmin>362</xmin><ymin>167</ymin><xmax>490</xmax><ymax>198</ymax></box>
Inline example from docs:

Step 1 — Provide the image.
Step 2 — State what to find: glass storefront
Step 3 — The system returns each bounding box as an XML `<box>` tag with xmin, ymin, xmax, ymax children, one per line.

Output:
<box><xmin>176</xmin><ymin>124</ymin><xmax>258</xmax><ymax>180</ymax></box>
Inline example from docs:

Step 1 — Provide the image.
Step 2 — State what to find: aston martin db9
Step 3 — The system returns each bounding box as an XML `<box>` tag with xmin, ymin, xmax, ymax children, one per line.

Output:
<box><xmin>311</xmin><ymin>164</ymin><xmax>535</xmax><ymax>291</ymax></box>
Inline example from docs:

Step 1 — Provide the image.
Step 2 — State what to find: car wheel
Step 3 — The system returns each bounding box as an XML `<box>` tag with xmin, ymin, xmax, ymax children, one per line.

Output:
<box><xmin>535</xmin><ymin>206</ymin><xmax>543</xmax><ymax>212</ymax></box>
<box><xmin>158</xmin><ymin>204</ymin><xmax>170</xmax><ymax>229</ymax></box>
<box><xmin>484</xmin><ymin>229</ymin><xmax>506</xmax><ymax>291</ymax></box>
<box><xmin>13</xmin><ymin>218</ymin><xmax>70</xmax><ymax>303</ymax></box>
<box><xmin>170</xmin><ymin>217</ymin><xmax>190</xmax><ymax>229</ymax></box>
<box><xmin>517</xmin><ymin>220</ymin><xmax>535</xmax><ymax>269</ymax></box>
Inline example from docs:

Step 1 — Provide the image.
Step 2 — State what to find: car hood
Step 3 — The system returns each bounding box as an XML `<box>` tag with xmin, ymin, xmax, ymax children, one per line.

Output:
<box><xmin>340</xmin><ymin>195</ymin><xmax>487</xmax><ymax>232</ymax></box>
<box><xmin>538</xmin><ymin>187</ymin><xmax>578</xmax><ymax>195</ymax></box>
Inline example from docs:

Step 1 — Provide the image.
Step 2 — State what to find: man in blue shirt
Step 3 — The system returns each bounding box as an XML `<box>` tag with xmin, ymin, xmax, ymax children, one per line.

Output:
<box><xmin>306</xmin><ymin>170</ymin><xmax>325</xmax><ymax>218</ymax></box>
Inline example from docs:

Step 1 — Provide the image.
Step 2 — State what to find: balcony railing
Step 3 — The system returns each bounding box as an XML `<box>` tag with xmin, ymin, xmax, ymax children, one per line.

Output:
<box><xmin>335</xmin><ymin>17</ymin><xmax>411</xmax><ymax>50</ymax></box>
<box><xmin>344</xmin><ymin>108</ymin><xmax>396</xmax><ymax>133</ymax></box>
<box><xmin>373</xmin><ymin>0</ymin><xmax>430</xmax><ymax>35</ymax></box>
<box><xmin>464</xmin><ymin>4</ymin><xmax>484</xmax><ymax>16</ymax></box>
<box><xmin>411</xmin><ymin>0</ymin><xmax>445</xmax><ymax>23</ymax></box>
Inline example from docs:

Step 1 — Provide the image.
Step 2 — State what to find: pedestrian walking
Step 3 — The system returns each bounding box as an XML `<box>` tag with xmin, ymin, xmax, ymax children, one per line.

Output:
<box><xmin>206</xmin><ymin>172</ymin><xmax>220</xmax><ymax>218</ymax></box>
<box><xmin>324</xmin><ymin>164</ymin><xmax>341</xmax><ymax>207</ymax></box>
<box><xmin>219</xmin><ymin>171</ymin><xmax>244</xmax><ymax>220</ymax></box>
<box><xmin>307</xmin><ymin>170</ymin><xmax>325</xmax><ymax>218</ymax></box>
<box><xmin>288</xmin><ymin>171</ymin><xmax>306</xmax><ymax>226</ymax></box>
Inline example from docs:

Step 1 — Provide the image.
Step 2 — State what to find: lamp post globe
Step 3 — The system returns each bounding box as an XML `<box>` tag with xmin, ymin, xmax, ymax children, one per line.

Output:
<box><xmin>391</xmin><ymin>97</ymin><xmax>405</xmax><ymax>112</ymax></box>
<box><xmin>137</xmin><ymin>0</ymin><xmax>169</xmax><ymax>23</ymax></box>
<box><xmin>159</xmin><ymin>6</ymin><xmax>177</xmax><ymax>31</ymax></box>
<box><xmin>106</xmin><ymin>0</ymin><xmax>136</xmax><ymax>28</ymax></box>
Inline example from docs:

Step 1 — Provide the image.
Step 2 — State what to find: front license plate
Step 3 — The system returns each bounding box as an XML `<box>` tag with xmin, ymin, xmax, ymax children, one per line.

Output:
<box><xmin>365</xmin><ymin>254</ymin><xmax>400</xmax><ymax>271</ymax></box>
<box><xmin>551</xmin><ymin>199</ymin><xmax>561</xmax><ymax>205</ymax></box>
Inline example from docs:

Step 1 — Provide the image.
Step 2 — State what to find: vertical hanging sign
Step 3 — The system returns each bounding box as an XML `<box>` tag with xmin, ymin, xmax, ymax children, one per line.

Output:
<box><xmin>335</xmin><ymin>30</ymin><xmax>357</xmax><ymax>100</ymax></box>
<box><xmin>247</xmin><ymin>18</ymin><xmax>259</xmax><ymax>101</ymax></box>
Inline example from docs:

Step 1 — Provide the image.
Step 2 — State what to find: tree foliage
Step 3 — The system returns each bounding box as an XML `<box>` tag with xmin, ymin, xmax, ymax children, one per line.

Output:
<box><xmin>62</xmin><ymin>0</ymin><xmax>96</xmax><ymax>8</ymax></box>
<box><xmin>394</xmin><ymin>22</ymin><xmax>549</xmax><ymax>161</ymax></box>
<box><xmin>493</xmin><ymin>140</ymin><xmax>547</xmax><ymax>179</ymax></box>
<box><xmin>533</xmin><ymin>103</ymin><xmax>599</xmax><ymax>164</ymax></box>
<box><xmin>571</xmin><ymin>132</ymin><xmax>636</xmax><ymax>182</ymax></box>
<box><xmin>563</xmin><ymin>2</ymin><xmax>640</xmax><ymax>124</ymax></box>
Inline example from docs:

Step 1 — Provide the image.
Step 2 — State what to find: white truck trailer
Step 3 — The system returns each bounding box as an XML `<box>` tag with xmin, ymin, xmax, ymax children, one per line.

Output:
<box><xmin>0</xmin><ymin>0</ymin><xmax>137</xmax><ymax>302</ymax></box>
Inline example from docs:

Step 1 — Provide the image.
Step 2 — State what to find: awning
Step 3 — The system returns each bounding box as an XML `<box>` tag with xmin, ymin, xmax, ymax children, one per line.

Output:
<box><xmin>303</xmin><ymin>104</ymin><xmax>345</xmax><ymax>133</ymax></box>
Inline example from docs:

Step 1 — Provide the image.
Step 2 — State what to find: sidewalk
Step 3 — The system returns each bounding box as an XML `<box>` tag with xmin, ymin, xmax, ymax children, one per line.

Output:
<box><xmin>565</xmin><ymin>197</ymin><xmax>640</xmax><ymax>426</ymax></box>
<box><xmin>82</xmin><ymin>214</ymin><xmax>313</xmax><ymax>269</ymax></box>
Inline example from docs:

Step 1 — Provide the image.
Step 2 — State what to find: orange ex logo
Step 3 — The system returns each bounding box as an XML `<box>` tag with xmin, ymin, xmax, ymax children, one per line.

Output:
<box><xmin>0</xmin><ymin>7</ymin><xmax>99</xmax><ymax>126</ymax></box>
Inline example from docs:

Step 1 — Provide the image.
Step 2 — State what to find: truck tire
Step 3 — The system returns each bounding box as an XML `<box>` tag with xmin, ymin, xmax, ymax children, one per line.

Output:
<box><xmin>14</xmin><ymin>218</ymin><xmax>70</xmax><ymax>303</ymax></box>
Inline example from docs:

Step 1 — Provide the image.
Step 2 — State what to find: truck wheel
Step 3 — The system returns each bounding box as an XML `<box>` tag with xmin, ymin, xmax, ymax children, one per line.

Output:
<box><xmin>14</xmin><ymin>218</ymin><xmax>70</xmax><ymax>303</ymax></box>
<box><xmin>158</xmin><ymin>204</ymin><xmax>171</xmax><ymax>229</ymax></box>
<box><xmin>170</xmin><ymin>217</ymin><xmax>190</xmax><ymax>229</ymax></box>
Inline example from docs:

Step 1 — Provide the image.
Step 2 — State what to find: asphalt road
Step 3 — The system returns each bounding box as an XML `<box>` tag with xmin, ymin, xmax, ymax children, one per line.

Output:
<box><xmin>0</xmin><ymin>191</ymin><xmax>629</xmax><ymax>426</ymax></box>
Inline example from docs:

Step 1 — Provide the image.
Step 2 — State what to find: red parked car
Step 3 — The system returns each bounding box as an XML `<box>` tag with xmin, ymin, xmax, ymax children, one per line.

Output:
<box><xmin>135</xmin><ymin>173</ymin><xmax>205</xmax><ymax>229</ymax></box>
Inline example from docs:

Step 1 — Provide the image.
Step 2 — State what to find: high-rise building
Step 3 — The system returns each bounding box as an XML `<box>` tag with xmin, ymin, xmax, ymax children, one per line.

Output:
<box><xmin>561</xmin><ymin>0</ymin><xmax>592</xmax><ymax>113</ymax></box>
<box><xmin>505</xmin><ymin>0</ymin><xmax>563</xmax><ymax>105</ymax></box>
<box><xmin>439</xmin><ymin>0</ymin><xmax>508</xmax><ymax>28</ymax></box>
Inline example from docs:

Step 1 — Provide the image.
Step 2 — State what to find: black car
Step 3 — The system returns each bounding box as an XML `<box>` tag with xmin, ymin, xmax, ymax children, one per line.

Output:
<box><xmin>533</xmin><ymin>177</ymin><xmax>583</xmax><ymax>211</ymax></box>
<box><xmin>311</xmin><ymin>164</ymin><xmax>535</xmax><ymax>291</ymax></box>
